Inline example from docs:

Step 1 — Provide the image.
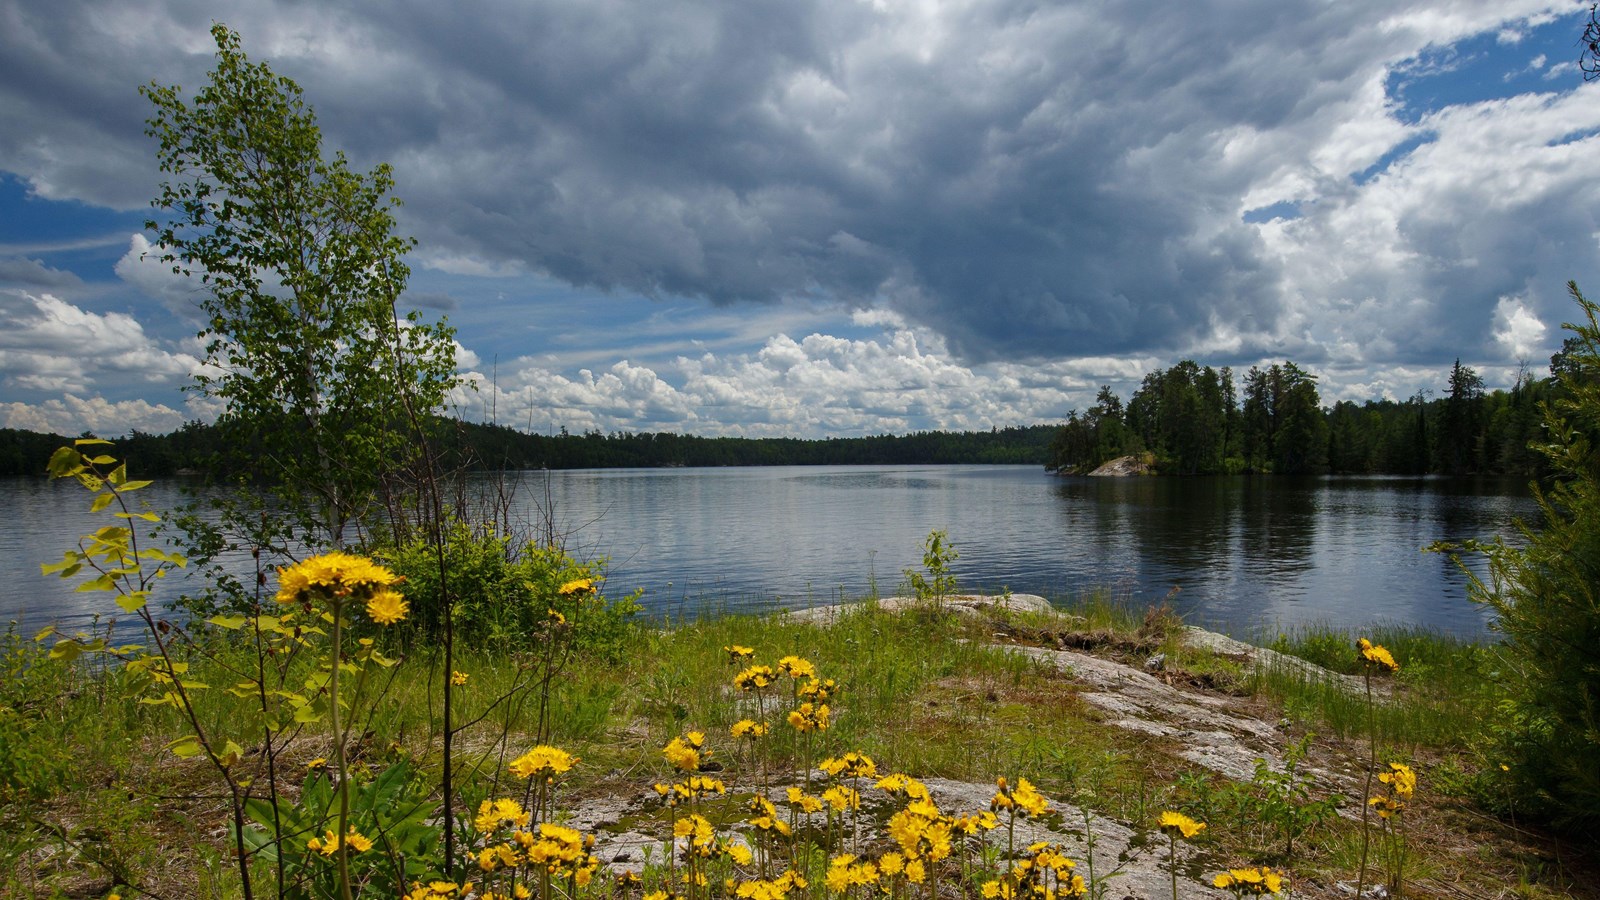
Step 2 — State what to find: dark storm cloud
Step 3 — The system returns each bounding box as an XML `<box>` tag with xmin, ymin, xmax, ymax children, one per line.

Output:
<box><xmin>0</xmin><ymin>0</ymin><xmax>1586</xmax><ymax>370</ymax></box>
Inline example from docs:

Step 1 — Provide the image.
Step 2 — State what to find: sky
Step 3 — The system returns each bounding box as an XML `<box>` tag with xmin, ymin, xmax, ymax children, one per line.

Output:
<box><xmin>3</xmin><ymin>0</ymin><xmax>1600</xmax><ymax>439</ymax></box>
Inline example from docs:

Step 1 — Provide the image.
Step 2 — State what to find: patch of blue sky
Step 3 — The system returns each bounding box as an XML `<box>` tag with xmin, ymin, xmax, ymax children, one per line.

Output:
<box><xmin>0</xmin><ymin>172</ymin><xmax>147</xmax><ymax>286</ymax></box>
<box><xmin>1384</xmin><ymin>11</ymin><xmax>1589</xmax><ymax>126</ymax></box>
<box><xmin>1242</xmin><ymin>199</ymin><xmax>1303</xmax><ymax>224</ymax></box>
<box><xmin>1352</xmin><ymin>131</ymin><xmax>1437</xmax><ymax>185</ymax></box>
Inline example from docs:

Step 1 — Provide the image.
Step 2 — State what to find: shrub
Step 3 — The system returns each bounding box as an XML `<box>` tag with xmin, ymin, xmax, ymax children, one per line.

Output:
<box><xmin>1440</xmin><ymin>282</ymin><xmax>1600</xmax><ymax>834</ymax></box>
<box><xmin>383</xmin><ymin>523</ymin><xmax>640</xmax><ymax>658</ymax></box>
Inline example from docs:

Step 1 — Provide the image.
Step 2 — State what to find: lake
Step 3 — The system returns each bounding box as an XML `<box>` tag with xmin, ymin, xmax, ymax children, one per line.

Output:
<box><xmin>0</xmin><ymin>465</ymin><xmax>1539</xmax><ymax>638</ymax></box>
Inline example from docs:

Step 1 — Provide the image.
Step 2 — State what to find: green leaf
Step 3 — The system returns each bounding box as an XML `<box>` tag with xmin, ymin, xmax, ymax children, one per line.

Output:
<box><xmin>167</xmin><ymin>735</ymin><xmax>204</xmax><ymax>758</ymax></box>
<box><xmin>41</xmin><ymin>551</ymin><xmax>83</xmax><ymax>576</ymax></box>
<box><xmin>46</xmin><ymin>446</ymin><xmax>83</xmax><ymax>478</ymax></box>
<box><xmin>48</xmin><ymin>639</ymin><xmax>82</xmax><ymax>662</ymax></box>
<box><xmin>208</xmin><ymin>615</ymin><xmax>248</xmax><ymax>630</ymax></box>
<box><xmin>114</xmin><ymin>593</ymin><xmax>147</xmax><ymax>613</ymax></box>
<box><xmin>76</xmin><ymin>574</ymin><xmax>117</xmax><ymax>593</ymax></box>
<box><xmin>293</xmin><ymin>704</ymin><xmax>323</xmax><ymax>724</ymax></box>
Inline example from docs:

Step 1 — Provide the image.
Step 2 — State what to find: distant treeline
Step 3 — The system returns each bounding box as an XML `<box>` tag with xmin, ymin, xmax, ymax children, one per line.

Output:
<box><xmin>0</xmin><ymin>421</ymin><xmax>1059</xmax><ymax>478</ymax></box>
<box><xmin>1048</xmin><ymin>352</ymin><xmax>1573</xmax><ymax>477</ymax></box>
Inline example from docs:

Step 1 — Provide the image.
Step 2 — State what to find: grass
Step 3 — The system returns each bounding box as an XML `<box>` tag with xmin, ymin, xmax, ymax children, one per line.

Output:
<box><xmin>3</xmin><ymin>597</ymin><xmax>1597</xmax><ymax>899</ymax></box>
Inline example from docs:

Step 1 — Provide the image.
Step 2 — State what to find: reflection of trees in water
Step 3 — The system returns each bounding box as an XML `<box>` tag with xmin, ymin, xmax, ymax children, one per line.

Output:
<box><xmin>1237</xmin><ymin>476</ymin><xmax>1318</xmax><ymax>579</ymax></box>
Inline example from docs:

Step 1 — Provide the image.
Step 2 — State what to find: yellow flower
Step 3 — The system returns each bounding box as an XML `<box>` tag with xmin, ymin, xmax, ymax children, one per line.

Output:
<box><xmin>508</xmin><ymin>745</ymin><xmax>577</xmax><ymax>781</ymax></box>
<box><xmin>451</xmin><ymin>670</ymin><xmax>469</xmax><ymax>686</ymax></box>
<box><xmin>819</xmin><ymin>751</ymin><xmax>877</xmax><ymax>779</ymax></box>
<box><xmin>276</xmin><ymin>552</ymin><xmax>399</xmax><ymax>605</ymax></box>
<box><xmin>663</xmin><ymin>735</ymin><xmax>706</xmax><ymax>772</ymax></box>
<box><xmin>735</xmin><ymin>665</ymin><xmax>776</xmax><ymax>691</ymax></box>
<box><xmin>822</xmin><ymin>785</ymin><xmax>860</xmax><ymax>811</ymax></box>
<box><xmin>798</xmin><ymin>677</ymin><xmax>837</xmax><ymax>701</ymax></box>
<box><xmin>1369</xmin><ymin>794</ymin><xmax>1404</xmax><ymax>819</ymax></box>
<box><xmin>344</xmin><ymin>829</ymin><xmax>373</xmax><ymax>853</ymax></box>
<box><xmin>876</xmin><ymin>772</ymin><xmax>931</xmax><ymax>801</ymax></box>
<box><xmin>778</xmin><ymin>655</ymin><xmax>817</xmax><ymax>680</ymax></box>
<box><xmin>787</xmin><ymin>787</ymin><xmax>825</xmax><ymax>814</ymax></box>
<box><xmin>558</xmin><ymin>577</ymin><xmax>597</xmax><ymax>597</ymax></box>
<box><xmin>731</xmin><ymin>719</ymin><xmax>769</xmax><ymax>739</ymax></box>
<box><xmin>1212</xmin><ymin>866</ymin><xmax>1285</xmax><ymax>896</ymax></box>
<box><xmin>1358</xmin><ymin>637</ymin><xmax>1399</xmax><ymax>673</ymax></box>
<box><xmin>366</xmin><ymin>589</ymin><xmax>408</xmax><ymax>624</ymax></box>
<box><xmin>1379</xmin><ymin>762</ymin><xmax>1417</xmax><ymax>799</ymax></box>
<box><xmin>1158</xmin><ymin>810</ymin><xmax>1206</xmax><ymax>839</ymax></box>
<box><xmin>786</xmin><ymin>702</ymin><xmax>829</xmax><ymax>733</ymax></box>
<box><xmin>724</xmin><ymin>644</ymin><xmax>756</xmax><ymax>663</ymax></box>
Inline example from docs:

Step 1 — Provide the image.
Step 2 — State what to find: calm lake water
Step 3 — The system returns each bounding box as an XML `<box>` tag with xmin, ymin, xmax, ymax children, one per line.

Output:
<box><xmin>0</xmin><ymin>465</ymin><xmax>1538</xmax><ymax>638</ymax></box>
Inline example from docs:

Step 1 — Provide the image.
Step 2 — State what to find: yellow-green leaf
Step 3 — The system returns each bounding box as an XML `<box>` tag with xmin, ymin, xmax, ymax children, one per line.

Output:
<box><xmin>47</xmin><ymin>446</ymin><xmax>84</xmax><ymax>477</ymax></box>
<box><xmin>48</xmin><ymin>639</ymin><xmax>82</xmax><ymax>662</ymax></box>
<box><xmin>90</xmin><ymin>491</ymin><xmax>116</xmax><ymax>513</ymax></box>
<box><xmin>218</xmin><ymin>740</ymin><xmax>243</xmax><ymax>768</ymax></box>
<box><xmin>209</xmin><ymin>615</ymin><xmax>247</xmax><ymax>630</ymax></box>
<box><xmin>41</xmin><ymin>552</ymin><xmax>83</xmax><ymax>576</ymax></box>
<box><xmin>167</xmin><ymin>736</ymin><xmax>204</xmax><ymax>758</ymax></box>
<box><xmin>88</xmin><ymin>455</ymin><xmax>117</xmax><ymax>465</ymax></box>
<box><xmin>293</xmin><ymin>704</ymin><xmax>323</xmax><ymax>724</ymax></box>
<box><xmin>114</xmin><ymin>593</ymin><xmax>146</xmax><ymax>613</ymax></box>
<box><xmin>32</xmin><ymin>626</ymin><xmax>55</xmax><ymax>642</ymax></box>
<box><xmin>74</xmin><ymin>438</ymin><xmax>113</xmax><ymax>447</ymax></box>
<box><xmin>121</xmin><ymin>480</ymin><xmax>153</xmax><ymax>492</ymax></box>
<box><xmin>76</xmin><ymin>574</ymin><xmax>116</xmax><ymax>593</ymax></box>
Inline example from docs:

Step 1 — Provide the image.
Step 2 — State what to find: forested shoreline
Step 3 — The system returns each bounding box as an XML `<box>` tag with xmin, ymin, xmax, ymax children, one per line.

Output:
<box><xmin>1047</xmin><ymin>354</ymin><xmax>1566</xmax><ymax>477</ymax></box>
<box><xmin>0</xmin><ymin>420</ymin><xmax>1060</xmax><ymax>477</ymax></box>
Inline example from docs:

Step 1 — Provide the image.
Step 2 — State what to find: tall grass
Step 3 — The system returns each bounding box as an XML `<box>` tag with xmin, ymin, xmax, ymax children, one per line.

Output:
<box><xmin>1247</xmin><ymin>623</ymin><xmax>1501</xmax><ymax>748</ymax></box>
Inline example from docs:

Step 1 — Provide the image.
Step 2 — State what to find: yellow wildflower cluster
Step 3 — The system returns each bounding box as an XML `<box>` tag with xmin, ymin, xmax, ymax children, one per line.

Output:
<box><xmin>675</xmin><ymin>813</ymin><xmax>752</xmax><ymax>865</ymax></box>
<box><xmin>981</xmin><ymin>841</ymin><xmax>1087</xmax><ymax>900</ymax></box>
<box><xmin>451</xmin><ymin>670</ymin><xmax>469</xmax><ymax>686</ymax></box>
<box><xmin>663</xmin><ymin>732</ymin><xmax>710</xmax><ymax>772</ymax></box>
<box><xmin>786</xmin><ymin>786</ymin><xmax>824</xmax><ymax>815</ymax></box>
<box><xmin>1357</xmin><ymin>638</ymin><xmax>1399</xmax><ymax>673</ymax></box>
<box><xmin>777</xmin><ymin>655</ymin><xmax>817</xmax><ymax>680</ymax></box>
<box><xmin>404</xmin><ymin>880</ymin><xmax>474</xmax><ymax>900</ymax></box>
<box><xmin>729</xmin><ymin>870</ymin><xmax>808</xmax><ymax>900</ymax></box>
<box><xmin>886</xmin><ymin>797</ymin><xmax>954</xmax><ymax>863</ymax></box>
<box><xmin>730</xmin><ymin>719</ymin><xmax>769</xmax><ymax>739</ymax></box>
<box><xmin>1157</xmin><ymin>810</ymin><xmax>1206</xmax><ymax>840</ymax></box>
<box><xmin>820</xmin><ymin>751</ymin><xmax>878</xmax><ymax>780</ymax></box>
<box><xmin>508</xmin><ymin>745</ymin><xmax>578</xmax><ymax>782</ymax></box>
<box><xmin>655</xmin><ymin>774</ymin><xmax>727</xmax><ymax>806</ymax></box>
<box><xmin>1212</xmin><ymin>866</ymin><xmax>1286</xmax><ymax>896</ymax></box>
<box><xmin>275</xmin><ymin>551</ymin><xmax>408</xmax><ymax>624</ymax></box>
<box><xmin>825</xmin><ymin>853</ymin><xmax>883</xmax><ymax>892</ymax></box>
<box><xmin>991</xmin><ymin>776</ymin><xmax>1051</xmax><ymax>818</ymax></box>
<box><xmin>475</xmin><ymin>798</ymin><xmax>532</xmax><ymax>832</ymax></box>
<box><xmin>724</xmin><ymin>644</ymin><xmax>756</xmax><ymax>663</ymax></box>
<box><xmin>786</xmin><ymin>702</ymin><xmax>829</xmax><ymax>733</ymax></box>
<box><xmin>473</xmin><ymin>821</ymin><xmax>600</xmax><ymax>886</ymax></box>
<box><xmin>1370</xmin><ymin>762</ymin><xmax>1417</xmax><ymax>819</ymax></box>
<box><xmin>735</xmin><ymin>665</ymin><xmax>777</xmax><ymax>691</ymax></box>
<box><xmin>797</xmin><ymin>677</ymin><xmax>837</xmax><ymax>702</ymax></box>
<box><xmin>305</xmin><ymin>826</ymin><xmax>373</xmax><ymax>857</ymax></box>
